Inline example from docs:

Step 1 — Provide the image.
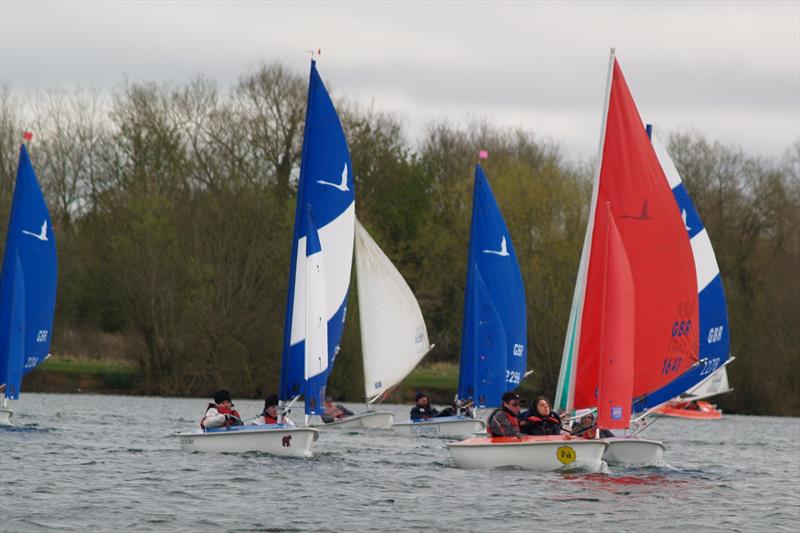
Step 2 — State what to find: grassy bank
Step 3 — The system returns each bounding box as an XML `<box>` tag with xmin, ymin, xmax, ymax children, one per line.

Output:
<box><xmin>24</xmin><ymin>357</ymin><xmax>141</xmax><ymax>394</ymax></box>
<box><xmin>27</xmin><ymin>357</ymin><xmax>536</xmax><ymax>405</ymax></box>
<box><xmin>391</xmin><ymin>362</ymin><xmax>537</xmax><ymax>405</ymax></box>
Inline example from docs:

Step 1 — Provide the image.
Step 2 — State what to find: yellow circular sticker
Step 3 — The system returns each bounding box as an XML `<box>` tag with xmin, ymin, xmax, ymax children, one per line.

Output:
<box><xmin>556</xmin><ymin>445</ymin><xmax>576</xmax><ymax>465</ymax></box>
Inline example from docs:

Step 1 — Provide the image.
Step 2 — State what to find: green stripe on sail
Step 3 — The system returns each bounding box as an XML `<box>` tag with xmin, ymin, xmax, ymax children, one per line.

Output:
<box><xmin>557</xmin><ymin>310</ymin><xmax>579</xmax><ymax>411</ymax></box>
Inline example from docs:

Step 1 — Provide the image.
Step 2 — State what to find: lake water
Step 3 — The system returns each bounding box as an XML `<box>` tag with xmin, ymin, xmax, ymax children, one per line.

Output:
<box><xmin>1</xmin><ymin>393</ymin><xmax>798</xmax><ymax>532</ymax></box>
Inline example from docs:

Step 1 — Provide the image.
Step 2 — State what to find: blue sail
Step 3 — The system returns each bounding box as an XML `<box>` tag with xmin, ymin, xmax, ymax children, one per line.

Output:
<box><xmin>279</xmin><ymin>60</ymin><xmax>355</xmax><ymax>415</ymax></box>
<box><xmin>633</xmin><ymin>134</ymin><xmax>731</xmax><ymax>412</ymax></box>
<box><xmin>457</xmin><ymin>164</ymin><xmax>526</xmax><ymax>408</ymax></box>
<box><xmin>0</xmin><ymin>144</ymin><xmax>58</xmax><ymax>400</ymax></box>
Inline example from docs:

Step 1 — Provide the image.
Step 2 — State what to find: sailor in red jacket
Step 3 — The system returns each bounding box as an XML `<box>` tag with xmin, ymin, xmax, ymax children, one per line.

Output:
<box><xmin>487</xmin><ymin>392</ymin><xmax>523</xmax><ymax>437</ymax></box>
<box><xmin>253</xmin><ymin>394</ymin><xmax>281</xmax><ymax>425</ymax></box>
<box><xmin>200</xmin><ymin>389</ymin><xmax>243</xmax><ymax>429</ymax></box>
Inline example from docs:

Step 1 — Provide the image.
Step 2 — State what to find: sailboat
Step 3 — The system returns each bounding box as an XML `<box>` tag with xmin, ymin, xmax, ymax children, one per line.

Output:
<box><xmin>397</xmin><ymin>163</ymin><xmax>521</xmax><ymax>438</ymax></box>
<box><xmin>309</xmin><ymin>218</ymin><xmax>431</xmax><ymax>430</ymax></box>
<box><xmin>395</xmin><ymin>167</ymin><xmax>520</xmax><ymax>437</ymax></box>
<box><xmin>178</xmin><ymin>58</ymin><xmax>353</xmax><ymax>455</ymax></box>
<box><xmin>0</xmin><ymin>142</ymin><xmax>58</xmax><ymax>426</ymax></box>
<box><xmin>448</xmin><ymin>164</ymin><xmax>607</xmax><ymax>469</ymax></box>
<box><xmin>648</xmin><ymin>130</ymin><xmax>732</xmax><ymax>421</ymax></box>
<box><xmin>555</xmin><ymin>50</ymin><xmax>731</xmax><ymax>466</ymax></box>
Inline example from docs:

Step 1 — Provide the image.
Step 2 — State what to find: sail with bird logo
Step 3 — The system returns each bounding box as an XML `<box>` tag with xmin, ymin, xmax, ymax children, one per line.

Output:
<box><xmin>458</xmin><ymin>164</ymin><xmax>526</xmax><ymax>409</ymax></box>
<box><xmin>280</xmin><ymin>60</ymin><xmax>355</xmax><ymax>416</ymax></box>
<box><xmin>0</xmin><ymin>143</ymin><xmax>58</xmax><ymax>404</ymax></box>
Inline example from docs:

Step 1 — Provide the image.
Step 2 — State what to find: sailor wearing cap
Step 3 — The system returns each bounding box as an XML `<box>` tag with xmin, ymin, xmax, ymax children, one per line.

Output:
<box><xmin>200</xmin><ymin>389</ymin><xmax>243</xmax><ymax>429</ymax></box>
<box><xmin>487</xmin><ymin>392</ymin><xmax>523</xmax><ymax>437</ymax></box>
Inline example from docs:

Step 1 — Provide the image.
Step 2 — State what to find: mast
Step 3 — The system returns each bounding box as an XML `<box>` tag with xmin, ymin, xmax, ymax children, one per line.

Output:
<box><xmin>556</xmin><ymin>48</ymin><xmax>616</xmax><ymax>413</ymax></box>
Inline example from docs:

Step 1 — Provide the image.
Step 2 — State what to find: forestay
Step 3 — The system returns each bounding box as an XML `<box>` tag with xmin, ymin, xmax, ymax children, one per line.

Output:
<box><xmin>280</xmin><ymin>60</ymin><xmax>355</xmax><ymax>415</ymax></box>
<box><xmin>355</xmin><ymin>219</ymin><xmax>431</xmax><ymax>401</ymax></box>
<box><xmin>0</xmin><ymin>144</ymin><xmax>58</xmax><ymax>400</ymax></box>
<box><xmin>458</xmin><ymin>164</ymin><xmax>526</xmax><ymax>408</ymax></box>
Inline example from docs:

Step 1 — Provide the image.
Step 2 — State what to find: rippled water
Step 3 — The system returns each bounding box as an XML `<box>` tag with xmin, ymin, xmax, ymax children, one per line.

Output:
<box><xmin>1</xmin><ymin>393</ymin><xmax>798</xmax><ymax>532</ymax></box>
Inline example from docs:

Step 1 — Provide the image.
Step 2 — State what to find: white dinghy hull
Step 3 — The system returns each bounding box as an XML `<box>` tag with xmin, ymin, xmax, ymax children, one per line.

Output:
<box><xmin>392</xmin><ymin>416</ymin><xmax>485</xmax><ymax>437</ymax></box>
<box><xmin>602</xmin><ymin>437</ymin><xmax>665</xmax><ymax>466</ymax></box>
<box><xmin>312</xmin><ymin>411</ymin><xmax>393</xmax><ymax>429</ymax></box>
<box><xmin>448</xmin><ymin>436</ymin><xmax>608</xmax><ymax>471</ymax></box>
<box><xmin>177</xmin><ymin>426</ymin><xmax>319</xmax><ymax>457</ymax></box>
<box><xmin>0</xmin><ymin>408</ymin><xmax>12</xmax><ymax>426</ymax></box>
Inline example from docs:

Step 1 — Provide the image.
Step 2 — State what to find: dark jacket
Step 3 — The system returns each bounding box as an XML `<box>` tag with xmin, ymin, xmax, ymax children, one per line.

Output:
<box><xmin>487</xmin><ymin>407</ymin><xmax>521</xmax><ymax>437</ymax></box>
<box><xmin>520</xmin><ymin>409</ymin><xmax>562</xmax><ymax>435</ymax></box>
<box><xmin>410</xmin><ymin>404</ymin><xmax>439</xmax><ymax>420</ymax></box>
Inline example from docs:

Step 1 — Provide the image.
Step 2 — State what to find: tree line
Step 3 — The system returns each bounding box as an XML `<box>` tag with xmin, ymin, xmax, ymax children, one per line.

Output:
<box><xmin>1</xmin><ymin>63</ymin><xmax>797</xmax><ymax>415</ymax></box>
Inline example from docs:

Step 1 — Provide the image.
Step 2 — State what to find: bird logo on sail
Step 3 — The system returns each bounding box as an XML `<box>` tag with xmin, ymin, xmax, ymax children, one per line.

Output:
<box><xmin>316</xmin><ymin>163</ymin><xmax>350</xmax><ymax>192</ymax></box>
<box><xmin>621</xmin><ymin>199</ymin><xmax>652</xmax><ymax>220</ymax></box>
<box><xmin>483</xmin><ymin>236</ymin><xmax>510</xmax><ymax>256</ymax></box>
<box><xmin>682</xmin><ymin>209</ymin><xmax>691</xmax><ymax>231</ymax></box>
<box><xmin>21</xmin><ymin>220</ymin><xmax>48</xmax><ymax>241</ymax></box>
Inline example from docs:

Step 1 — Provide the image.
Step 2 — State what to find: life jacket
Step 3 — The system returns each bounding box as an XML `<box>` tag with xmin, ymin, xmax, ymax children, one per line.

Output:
<box><xmin>582</xmin><ymin>427</ymin><xmax>597</xmax><ymax>439</ymax></box>
<box><xmin>200</xmin><ymin>403</ymin><xmax>242</xmax><ymax>428</ymax></box>
<box><xmin>261</xmin><ymin>411</ymin><xmax>278</xmax><ymax>424</ymax></box>
<box><xmin>526</xmin><ymin>413</ymin><xmax>561</xmax><ymax>426</ymax></box>
<box><xmin>487</xmin><ymin>407</ymin><xmax>520</xmax><ymax>436</ymax></box>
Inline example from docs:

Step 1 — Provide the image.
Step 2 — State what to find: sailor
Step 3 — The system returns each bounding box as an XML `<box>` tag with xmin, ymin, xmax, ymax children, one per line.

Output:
<box><xmin>409</xmin><ymin>391</ymin><xmax>440</xmax><ymax>420</ymax></box>
<box><xmin>200</xmin><ymin>389</ymin><xmax>243</xmax><ymax>429</ymax></box>
<box><xmin>520</xmin><ymin>396</ymin><xmax>563</xmax><ymax>435</ymax></box>
<box><xmin>321</xmin><ymin>396</ymin><xmax>354</xmax><ymax>423</ymax></box>
<box><xmin>574</xmin><ymin>412</ymin><xmax>614</xmax><ymax>439</ymax></box>
<box><xmin>251</xmin><ymin>394</ymin><xmax>281</xmax><ymax>425</ymax></box>
<box><xmin>486</xmin><ymin>392</ymin><xmax>522</xmax><ymax>437</ymax></box>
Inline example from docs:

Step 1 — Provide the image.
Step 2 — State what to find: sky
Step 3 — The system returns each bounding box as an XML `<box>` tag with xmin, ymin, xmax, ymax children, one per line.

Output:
<box><xmin>1</xmin><ymin>0</ymin><xmax>798</xmax><ymax>162</ymax></box>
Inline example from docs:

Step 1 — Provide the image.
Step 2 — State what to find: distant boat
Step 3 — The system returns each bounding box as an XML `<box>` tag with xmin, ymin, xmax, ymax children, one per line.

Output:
<box><xmin>448</xmin><ymin>164</ymin><xmax>607</xmax><ymax>469</ymax></box>
<box><xmin>309</xmin><ymin>218</ymin><xmax>432</xmax><ymax>430</ymax></box>
<box><xmin>0</xmin><ymin>143</ymin><xmax>58</xmax><ymax>426</ymax></box>
<box><xmin>555</xmin><ymin>50</ymin><xmax>731</xmax><ymax>466</ymax></box>
<box><xmin>312</xmin><ymin>218</ymin><xmax>432</xmax><ymax>430</ymax></box>
<box><xmin>398</xmin><ymin>164</ymin><xmax>526</xmax><ymax>438</ymax></box>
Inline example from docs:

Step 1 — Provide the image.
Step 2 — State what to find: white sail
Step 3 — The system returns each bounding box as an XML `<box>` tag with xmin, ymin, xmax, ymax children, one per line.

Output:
<box><xmin>682</xmin><ymin>366</ymin><xmax>732</xmax><ymax>402</ymax></box>
<box><xmin>304</xmin><ymin>237</ymin><xmax>328</xmax><ymax>380</ymax></box>
<box><xmin>355</xmin><ymin>219</ymin><xmax>431</xmax><ymax>400</ymax></box>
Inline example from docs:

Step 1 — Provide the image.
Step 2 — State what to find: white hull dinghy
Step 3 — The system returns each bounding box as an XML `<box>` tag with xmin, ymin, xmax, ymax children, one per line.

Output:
<box><xmin>602</xmin><ymin>437</ymin><xmax>666</xmax><ymax>466</ymax></box>
<box><xmin>392</xmin><ymin>416</ymin><xmax>485</xmax><ymax>437</ymax></box>
<box><xmin>312</xmin><ymin>410</ymin><xmax>393</xmax><ymax>430</ymax></box>
<box><xmin>177</xmin><ymin>425</ymin><xmax>319</xmax><ymax>457</ymax></box>
<box><xmin>448</xmin><ymin>435</ymin><xmax>607</xmax><ymax>472</ymax></box>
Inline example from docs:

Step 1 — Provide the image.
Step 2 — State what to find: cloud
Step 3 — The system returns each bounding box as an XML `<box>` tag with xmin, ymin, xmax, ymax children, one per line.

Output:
<box><xmin>1</xmin><ymin>0</ymin><xmax>797</xmax><ymax>160</ymax></box>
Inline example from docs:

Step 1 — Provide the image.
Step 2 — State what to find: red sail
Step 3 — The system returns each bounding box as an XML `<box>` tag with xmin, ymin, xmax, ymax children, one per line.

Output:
<box><xmin>596</xmin><ymin>203</ymin><xmax>634</xmax><ymax>429</ymax></box>
<box><xmin>574</xmin><ymin>58</ymin><xmax>699</xmax><ymax>409</ymax></box>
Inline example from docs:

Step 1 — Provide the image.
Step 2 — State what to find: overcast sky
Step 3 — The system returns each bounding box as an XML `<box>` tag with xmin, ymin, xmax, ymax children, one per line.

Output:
<box><xmin>1</xmin><ymin>1</ymin><xmax>798</xmax><ymax>161</ymax></box>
